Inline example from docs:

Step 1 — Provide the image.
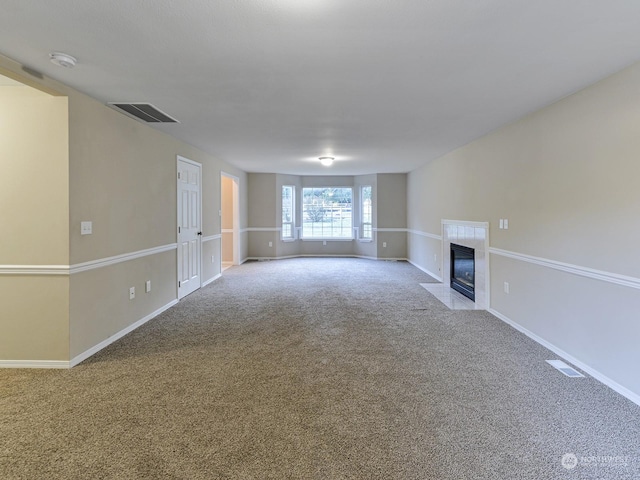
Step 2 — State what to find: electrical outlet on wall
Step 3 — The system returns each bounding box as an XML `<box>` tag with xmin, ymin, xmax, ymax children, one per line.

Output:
<box><xmin>145</xmin><ymin>280</ymin><xmax>151</xmax><ymax>293</ymax></box>
<box><xmin>211</xmin><ymin>255</ymin><xmax>215</xmax><ymax>263</ymax></box>
<box><xmin>504</xmin><ymin>282</ymin><xmax>510</xmax><ymax>294</ymax></box>
<box><xmin>268</xmin><ymin>241</ymin><xmax>273</xmax><ymax>247</ymax></box>
<box><xmin>383</xmin><ymin>242</ymin><xmax>387</xmax><ymax>248</ymax></box>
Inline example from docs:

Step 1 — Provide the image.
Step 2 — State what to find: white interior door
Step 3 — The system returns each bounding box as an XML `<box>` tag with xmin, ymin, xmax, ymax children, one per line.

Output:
<box><xmin>177</xmin><ymin>157</ymin><xmax>202</xmax><ymax>299</ymax></box>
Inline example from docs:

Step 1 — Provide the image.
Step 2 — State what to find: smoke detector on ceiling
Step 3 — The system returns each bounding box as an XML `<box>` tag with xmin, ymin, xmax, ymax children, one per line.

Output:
<box><xmin>49</xmin><ymin>52</ymin><xmax>77</xmax><ymax>68</ymax></box>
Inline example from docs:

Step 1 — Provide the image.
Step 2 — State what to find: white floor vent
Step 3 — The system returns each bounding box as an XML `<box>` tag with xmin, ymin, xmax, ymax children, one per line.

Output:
<box><xmin>546</xmin><ymin>360</ymin><xmax>585</xmax><ymax>378</ymax></box>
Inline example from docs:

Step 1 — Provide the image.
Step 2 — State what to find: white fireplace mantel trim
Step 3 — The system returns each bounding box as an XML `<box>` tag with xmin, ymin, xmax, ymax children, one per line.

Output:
<box><xmin>442</xmin><ymin>219</ymin><xmax>489</xmax><ymax>228</ymax></box>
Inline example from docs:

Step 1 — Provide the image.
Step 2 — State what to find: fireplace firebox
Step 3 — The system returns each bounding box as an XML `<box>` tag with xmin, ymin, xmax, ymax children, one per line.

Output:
<box><xmin>450</xmin><ymin>243</ymin><xmax>475</xmax><ymax>301</ymax></box>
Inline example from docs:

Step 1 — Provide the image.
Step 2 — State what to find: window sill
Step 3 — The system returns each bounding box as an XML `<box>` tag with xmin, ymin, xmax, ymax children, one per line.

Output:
<box><xmin>301</xmin><ymin>238</ymin><xmax>354</xmax><ymax>242</ymax></box>
<box><xmin>281</xmin><ymin>238</ymin><xmax>297</xmax><ymax>243</ymax></box>
<box><xmin>358</xmin><ymin>239</ymin><xmax>374</xmax><ymax>243</ymax></box>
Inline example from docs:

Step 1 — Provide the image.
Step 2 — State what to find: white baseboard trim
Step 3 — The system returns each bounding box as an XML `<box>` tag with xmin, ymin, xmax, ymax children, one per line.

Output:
<box><xmin>247</xmin><ymin>255</ymin><xmax>348</xmax><ymax>261</ymax></box>
<box><xmin>69</xmin><ymin>299</ymin><xmax>179</xmax><ymax>367</ymax></box>
<box><xmin>407</xmin><ymin>260</ymin><xmax>443</xmax><ymax>282</ymax></box>
<box><xmin>202</xmin><ymin>273</ymin><xmax>222</xmax><ymax>287</ymax></box>
<box><xmin>488</xmin><ymin>307</ymin><xmax>640</xmax><ymax>408</ymax></box>
<box><xmin>246</xmin><ymin>254</ymin><xmax>409</xmax><ymax>262</ymax></box>
<box><xmin>0</xmin><ymin>360</ymin><xmax>70</xmax><ymax>369</ymax></box>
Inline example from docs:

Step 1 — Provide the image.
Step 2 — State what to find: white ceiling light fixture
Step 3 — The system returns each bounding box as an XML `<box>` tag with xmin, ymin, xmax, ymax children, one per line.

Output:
<box><xmin>319</xmin><ymin>156</ymin><xmax>334</xmax><ymax>167</ymax></box>
<box><xmin>49</xmin><ymin>52</ymin><xmax>77</xmax><ymax>68</ymax></box>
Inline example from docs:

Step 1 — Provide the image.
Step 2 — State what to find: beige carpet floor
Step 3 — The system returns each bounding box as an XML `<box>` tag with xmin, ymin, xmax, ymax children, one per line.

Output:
<box><xmin>1</xmin><ymin>258</ymin><xmax>639</xmax><ymax>479</ymax></box>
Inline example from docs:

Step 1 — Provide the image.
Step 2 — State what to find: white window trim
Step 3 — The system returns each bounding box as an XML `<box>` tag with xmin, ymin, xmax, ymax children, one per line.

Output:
<box><xmin>281</xmin><ymin>230</ymin><xmax>297</xmax><ymax>242</ymax></box>
<box><xmin>282</xmin><ymin>185</ymin><xmax>295</xmax><ymax>241</ymax></box>
<box><xmin>353</xmin><ymin>226</ymin><xmax>372</xmax><ymax>243</ymax></box>
<box><xmin>360</xmin><ymin>185</ymin><xmax>373</xmax><ymax>242</ymax></box>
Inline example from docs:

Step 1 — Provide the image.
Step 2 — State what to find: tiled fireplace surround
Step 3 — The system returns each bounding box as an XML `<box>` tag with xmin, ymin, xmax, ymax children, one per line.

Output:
<box><xmin>442</xmin><ymin>220</ymin><xmax>489</xmax><ymax>310</ymax></box>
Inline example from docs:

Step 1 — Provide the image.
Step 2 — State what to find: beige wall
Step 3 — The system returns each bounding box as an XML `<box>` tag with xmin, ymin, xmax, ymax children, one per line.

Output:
<box><xmin>0</xmin><ymin>54</ymin><xmax>248</xmax><ymax>363</ymax></box>
<box><xmin>407</xmin><ymin>61</ymin><xmax>640</xmax><ymax>398</ymax></box>
<box><xmin>0</xmin><ymin>276</ymin><xmax>69</xmax><ymax>361</ymax></box>
<box><xmin>66</xmin><ymin>87</ymin><xmax>248</xmax><ymax>361</ymax></box>
<box><xmin>202</xmin><ymin>238</ymin><xmax>222</xmax><ymax>283</ymax></box>
<box><xmin>377</xmin><ymin>174</ymin><xmax>407</xmax><ymax>259</ymax></box>
<box><xmin>247</xmin><ymin>173</ymin><xmax>278</xmax><ymax>258</ymax></box>
<box><xmin>247</xmin><ymin>173</ymin><xmax>406</xmax><ymax>260</ymax></box>
<box><xmin>69</xmin><ymin>251</ymin><xmax>177</xmax><ymax>358</ymax></box>
<box><xmin>68</xmin><ymin>94</ymin><xmax>176</xmax><ymax>264</ymax></box>
<box><xmin>0</xmin><ymin>88</ymin><xmax>69</xmax><ymax>265</ymax></box>
<box><xmin>248</xmin><ymin>173</ymin><xmax>277</xmax><ymax>228</ymax></box>
<box><xmin>0</xmin><ymin>80</ymin><xmax>70</xmax><ymax>361</ymax></box>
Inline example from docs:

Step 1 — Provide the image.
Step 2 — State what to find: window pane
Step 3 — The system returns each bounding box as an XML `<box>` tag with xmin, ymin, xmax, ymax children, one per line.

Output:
<box><xmin>361</xmin><ymin>185</ymin><xmax>372</xmax><ymax>239</ymax></box>
<box><xmin>282</xmin><ymin>185</ymin><xmax>294</xmax><ymax>239</ymax></box>
<box><xmin>302</xmin><ymin>187</ymin><xmax>353</xmax><ymax>239</ymax></box>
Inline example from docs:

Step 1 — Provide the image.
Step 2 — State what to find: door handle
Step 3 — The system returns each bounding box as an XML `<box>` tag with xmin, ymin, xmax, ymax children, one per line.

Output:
<box><xmin>197</xmin><ymin>232</ymin><xmax>202</xmax><ymax>236</ymax></box>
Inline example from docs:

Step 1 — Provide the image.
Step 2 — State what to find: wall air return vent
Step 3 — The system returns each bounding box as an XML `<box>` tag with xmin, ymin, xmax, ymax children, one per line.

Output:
<box><xmin>108</xmin><ymin>103</ymin><xmax>179</xmax><ymax>123</ymax></box>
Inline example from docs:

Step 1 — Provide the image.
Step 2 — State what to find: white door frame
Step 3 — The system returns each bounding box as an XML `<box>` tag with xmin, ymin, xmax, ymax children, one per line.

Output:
<box><xmin>177</xmin><ymin>156</ymin><xmax>203</xmax><ymax>299</ymax></box>
<box><xmin>221</xmin><ymin>171</ymin><xmax>240</xmax><ymax>266</ymax></box>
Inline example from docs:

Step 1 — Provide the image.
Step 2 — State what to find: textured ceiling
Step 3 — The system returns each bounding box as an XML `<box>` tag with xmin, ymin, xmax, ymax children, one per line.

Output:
<box><xmin>2</xmin><ymin>1</ymin><xmax>640</xmax><ymax>175</ymax></box>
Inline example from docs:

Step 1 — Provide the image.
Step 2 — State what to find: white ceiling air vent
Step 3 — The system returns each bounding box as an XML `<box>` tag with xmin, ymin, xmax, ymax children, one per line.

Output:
<box><xmin>108</xmin><ymin>103</ymin><xmax>179</xmax><ymax>123</ymax></box>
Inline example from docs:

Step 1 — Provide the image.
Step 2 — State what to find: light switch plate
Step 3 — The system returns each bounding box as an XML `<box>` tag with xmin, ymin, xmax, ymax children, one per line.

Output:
<box><xmin>145</xmin><ymin>281</ymin><xmax>151</xmax><ymax>293</ymax></box>
<box><xmin>81</xmin><ymin>221</ymin><xmax>92</xmax><ymax>235</ymax></box>
<box><xmin>504</xmin><ymin>219</ymin><xmax>509</xmax><ymax>229</ymax></box>
<box><xmin>129</xmin><ymin>287</ymin><xmax>135</xmax><ymax>300</ymax></box>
